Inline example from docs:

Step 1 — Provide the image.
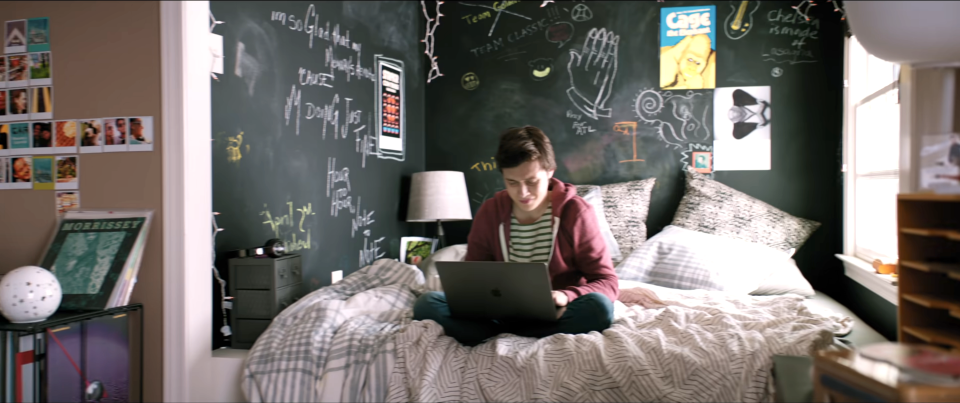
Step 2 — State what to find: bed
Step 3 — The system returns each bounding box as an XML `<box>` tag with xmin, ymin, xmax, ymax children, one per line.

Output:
<box><xmin>240</xmin><ymin>168</ymin><xmax>886</xmax><ymax>402</ymax></box>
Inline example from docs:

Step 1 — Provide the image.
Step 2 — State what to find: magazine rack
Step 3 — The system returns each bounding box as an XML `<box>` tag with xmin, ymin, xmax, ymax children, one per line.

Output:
<box><xmin>0</xmin><ymin>303</ymin><xmax>143</xmax><ymax>402</ymax></box>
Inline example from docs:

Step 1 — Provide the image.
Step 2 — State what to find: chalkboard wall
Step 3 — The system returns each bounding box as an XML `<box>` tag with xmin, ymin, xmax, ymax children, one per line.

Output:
<box><xmin>210</xmin><ymin>2</ymin><xmax>425</xmax><ymax>301</ymax></box>
<box><xmin>424</xmin><ymin>0</ymin><xmax>898</xmax><ymax>336</ymax></box>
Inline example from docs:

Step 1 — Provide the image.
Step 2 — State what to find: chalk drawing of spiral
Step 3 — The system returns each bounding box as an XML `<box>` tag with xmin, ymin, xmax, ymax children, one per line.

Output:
<box><xmin>635</xmin><ymin>89</ymin><xmax>664</xmax><ymax>119</ymax></box>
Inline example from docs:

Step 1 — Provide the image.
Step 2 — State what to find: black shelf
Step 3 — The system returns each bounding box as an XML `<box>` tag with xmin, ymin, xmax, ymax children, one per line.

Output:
<box><xmin>0</xmin><ymin>303</ymin><xmax>143</xmax><ymax>332</ymax></box>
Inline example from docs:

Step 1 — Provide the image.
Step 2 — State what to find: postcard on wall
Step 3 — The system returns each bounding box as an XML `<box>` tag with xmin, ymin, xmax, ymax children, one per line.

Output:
<box><xmin>375</xmin><ymin>55</ymin><xmax>405</xmax><ymax>161</ymax></box>
<box><xmin>0</xmin><ymin>90</ymin><xmax>7</xmax><ymax>123</ymax></box>
<box><xmin>713</xmin><ymin>86</ymin><xmax>771</xmax><ymax>171</ymax></box>
<box><xmin>30</xmin><ymin>86</ymin><xmax>52</xmax><ymax>119</ymax></box>
<box><xmin>26</xmin><ymin>18</ymin><xmax>49</xmax><ymax>53</ymax></box>
<box><xmin>28</xmin><ymin>51</ymin><xmax>51</xmax><ymax>86</ymax></box>
<box><xmin>919</xmin><ymin>133</ymin><xmax>960</xmax><ymax>193</ymax></box>
<box><xmin>103</xmin><ymin>117</ymin><xmax>128</xmax><ymax>152</ymax></box>
<box><xmin>660</xmin><ymin>5</ymin><xmax>716</xmax><ymax>90</ymax></box>
<box><xmin>10</xmin><ymin>155</ymin><xmax>31</xmax><ymax>189</ymax></box>
<box><xmin>127</xmin><ymin>116</ymin><xmax>153</xmax><ymax>152</ymax></box>
<box><xmin>0</xmin><ymin>157</ymin><xmax>9</xmax><ymax>189</ymax></box>
<box><xmin>79</xmin><ymin>118</ymin><xmax>103</xmax><ymax>153</ymax></box>
<box><xmin>6</xmin><ymin>54</ymin><xmax>27</xmax><ymax>86</ymax></box>
<box><xmin>0</xmin><ymin>123</ymin><xmax>7</xmax><ymax>156</ymax></box>
<box><xmin>55</xmin><ymin>155</ymin><xmax>78</xmax><ymax>190</ymax></box>
<box><xmin>32</xmin><ymin>155</ymin><xmax>53</xmax><ymax>190</ymax></box>
<box><xmin>8</xmin><ymin>87</ymin><xmax>29</xmax><ymax>118</ymax></box>
<box><xmin>399</xmin><ymin>236</ymin><xmax>438</xmax><ymax>265</ymax></box>
<box><xmin>55</xmin><ymin>191</ymin><xmax>80</xmax><ymax>214</ymax></box>
<box><xmin>5</xmin><ymin>20</ymin><xmax>26</xmax><ymax>54</ymax></box>
<box><xmin>9</xmin><ymin>122</ymin><xmax>30</xmax><ymax>153</ymax></box>
<box><xmin>30</xmin><ymin>121</ymin><xmax>53</xmax><ymax>153</ymax></box>
<box><xmin>53</xmin><ymin>120</ymin><xmax>77</xmax><ymax>154</ymax></box>
<box><xmin>0</xmin><ymin>55</ymin><xmax>6</xmax><ymax>89</ymax></box>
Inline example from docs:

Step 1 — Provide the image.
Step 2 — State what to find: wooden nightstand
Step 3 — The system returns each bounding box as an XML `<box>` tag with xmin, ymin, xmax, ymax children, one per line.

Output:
<box><xmin>813</xmin><ymin>348</ymin><xmax>960</xmax><ymax>402</ymax></box>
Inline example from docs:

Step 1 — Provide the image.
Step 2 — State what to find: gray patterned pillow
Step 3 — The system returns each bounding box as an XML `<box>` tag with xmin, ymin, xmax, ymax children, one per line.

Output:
<box><xmin>671</xmin><ymin>166</ymin><xmax>820</xmax><ymax>252</ymax></box>
<box><xmin>574</xmin><ymin>185</ymin><xmax>623</xmax><ymax>262</ymax></box>
<box><xmin>598</xmin><ymin>178</ymin><xmax>656</xmax><ymax>260</ymax></box>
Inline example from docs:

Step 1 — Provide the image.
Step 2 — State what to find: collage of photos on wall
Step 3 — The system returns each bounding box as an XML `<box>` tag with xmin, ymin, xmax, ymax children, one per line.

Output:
<box><xmin>0</xmin><ymin>17</ymin><xmax>153</xmax><ymax>213</ymax></box>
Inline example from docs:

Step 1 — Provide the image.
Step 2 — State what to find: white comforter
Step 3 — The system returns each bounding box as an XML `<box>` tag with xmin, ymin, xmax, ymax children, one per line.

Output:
<box><xmin>242</xmin><ymin>259</ymin><xmax>852</xmax><ymax>403</ymax></box>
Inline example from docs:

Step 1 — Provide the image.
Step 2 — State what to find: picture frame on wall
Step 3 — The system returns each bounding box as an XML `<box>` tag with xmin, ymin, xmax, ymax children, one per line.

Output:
<box><xmin>399</xmin><ymin>236</ymin><xmax>438</xmax><ymax>265</ymax></box>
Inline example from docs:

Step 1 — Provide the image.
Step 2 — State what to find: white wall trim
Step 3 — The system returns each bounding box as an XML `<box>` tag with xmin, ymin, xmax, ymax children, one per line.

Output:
<box><xmin>836</xmin><ymin>254</ymin><xmax>899</xmax><ymax>305</ymax></box>
<box><xmin>162</xmin><ymin>1</ymin><xmax>213</xmax><ymax>402</ymax></box>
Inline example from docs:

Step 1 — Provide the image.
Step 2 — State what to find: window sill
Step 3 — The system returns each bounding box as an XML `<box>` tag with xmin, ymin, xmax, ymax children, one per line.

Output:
<box><xmin>835</xmin><ymin>254</ymin><xmax>898</xmax><ymax>305</ymax></box>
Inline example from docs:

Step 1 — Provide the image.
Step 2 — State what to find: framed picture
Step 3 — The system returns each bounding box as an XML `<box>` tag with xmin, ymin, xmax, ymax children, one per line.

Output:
<box><xmin>400</xmin><ymin>236</ymin><xmax>437</xmax><ymax>265</ymax></box>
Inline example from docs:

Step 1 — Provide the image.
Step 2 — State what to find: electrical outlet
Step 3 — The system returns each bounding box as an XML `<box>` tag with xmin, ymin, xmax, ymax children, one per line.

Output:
<box><xmin>331</xmin><ymin>270</ymin><xmax>343</xmax><ymax>284</ymax></box>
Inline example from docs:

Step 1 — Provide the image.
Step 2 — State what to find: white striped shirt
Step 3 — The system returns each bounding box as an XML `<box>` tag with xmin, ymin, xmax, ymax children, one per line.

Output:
<box><xmin>508</xmin><ymin>205</ymin><xmax>554</xmax><ymax>263</ymax></box>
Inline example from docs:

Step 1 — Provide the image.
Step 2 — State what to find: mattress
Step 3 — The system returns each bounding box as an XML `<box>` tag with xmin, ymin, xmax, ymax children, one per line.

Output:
<box><xmin>773</xmin><ymin>290</ymin><xmax>889</xmax><ymax>403</ymax></box>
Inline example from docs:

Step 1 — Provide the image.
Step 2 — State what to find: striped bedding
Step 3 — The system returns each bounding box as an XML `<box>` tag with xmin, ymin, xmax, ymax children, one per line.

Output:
<box><xmin>241</xmin><ymin>259</ymin><xmax>851</xmax><ymax>402</ymax></box>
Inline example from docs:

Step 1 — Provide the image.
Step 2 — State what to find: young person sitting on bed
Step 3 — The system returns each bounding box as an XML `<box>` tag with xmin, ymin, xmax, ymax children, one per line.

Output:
<box><xmin>413</xmin><ymin>125</ymin><xmax>619</xmax><ymax>346</ymax></box>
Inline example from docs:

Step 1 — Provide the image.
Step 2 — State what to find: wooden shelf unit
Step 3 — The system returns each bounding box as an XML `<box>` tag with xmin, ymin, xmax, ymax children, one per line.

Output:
<box><xmin>897</xmin><ymin>193</ymin><xmax>960</xmax><ymax>349</ymax></box>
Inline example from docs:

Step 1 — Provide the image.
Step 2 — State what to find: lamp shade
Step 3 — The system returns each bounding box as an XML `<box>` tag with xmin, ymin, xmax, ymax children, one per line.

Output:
<box><xmin>407</xmin><ymin>171</ymin><xmax>473</xmax><ymax>222</ymax></box>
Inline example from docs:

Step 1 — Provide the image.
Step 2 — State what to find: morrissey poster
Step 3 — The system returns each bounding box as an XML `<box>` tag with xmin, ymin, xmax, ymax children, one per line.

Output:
<box><xmin>660</xmin><ymin>5</ymin><xmax>717</xmax><ymax>90</ymax></box>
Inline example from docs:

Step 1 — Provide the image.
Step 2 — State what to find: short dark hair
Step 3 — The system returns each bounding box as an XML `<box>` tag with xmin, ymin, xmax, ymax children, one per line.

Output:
<box><xmin>495</xmin><ymin>126</ymin><xmax>556</xmax><ymax>171</ymax></box>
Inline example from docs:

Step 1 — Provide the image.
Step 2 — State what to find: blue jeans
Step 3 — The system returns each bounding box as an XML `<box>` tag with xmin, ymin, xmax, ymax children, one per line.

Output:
<box><xmin>412</xmin><ymin>291</ymin><xmax>614</xmax><ymax>347</ymax></box>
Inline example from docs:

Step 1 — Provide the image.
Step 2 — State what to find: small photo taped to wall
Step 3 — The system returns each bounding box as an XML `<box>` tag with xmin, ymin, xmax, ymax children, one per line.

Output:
<box><xmin>56</xmin><ymin>191</ymin><xmax>80</xmax><ymax>215</ymax></box>
<box><xmin>5</xmin><ymin>20</ymin><xmax>27</xmax><ymax>54</ymax></box>
<box><xmin>6</xmin><ymin>55</ymin><xmax>28</xmax><ymax>87</ymax></box>
<box><xmin>55</xmin><ymin>155</ymin><xmax>78</xmax><ymax>190</ymax></box>
<box><xmin>0</xmin><ymin>55</ymin><xmax>6</xmax><ymax>89</ymax></box>
<box><xmin>29</xmin><ymin>86</ymin><xmax>52</xmax><ymax>120</ymax></box>
<box><xmin>79</xmin><ymin>118</ymin><xmax>103</xmax><ymax>153</ymax></box>
<box><xmin>9</xmin><ymin>155</ymin><xmax>31</xmax><ymax>189</ymax></box>
<box><xmin>103</xmin><ymin>117</ymin><xmax>127</xmax><ymax>152</ymax></box>
<box><xmin>0</xmin><ymin>157</ymin><xmax>9</xmax><ymax>189</ymax></box>
<box><xmin>53</xmin><ymin>120</ymin><xmax>77</xmax><ymax>154</ymax></box>
<box><xmin>30</xmin><ymin>121</ymin><xmax>52</xmax><ymax>154</ymax></box>
<box><xmin>26</xmin><ymin>18</ymin><xmax>50</xmax><ymax>53</ymax></box>
<box><xmin>0</xmin><ymin>122</ymin><xmax>8</xmax><ymax>156</ymax></box>
<box><xmin>28</xmin><ymin>51</ymin><xmax>51</xmax><ymax>86</ymax></box>
<box><xmin>8</xmin><ymin>87</ymin><xmax>29</xmax><ymax>118</ymax></box>
<box><xmin>8</xmin><ymin>122</ymin><xmax>30</xmax><ymax>154</ymax></box>
<box><xmin>32</xmin><ymin>155</ymin><xmax>53</xmax><ymax>190</ymax></box>
<box><xmin>128</xmin><ymin>116</ymin><xmax>153</xmax><ymax>152</ymax></box>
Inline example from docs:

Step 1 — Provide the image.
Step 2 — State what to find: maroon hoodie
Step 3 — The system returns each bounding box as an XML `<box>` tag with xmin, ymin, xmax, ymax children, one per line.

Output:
<box><xmin>464</xmin><ymin>177</ymin><xmax>620</xmax><ymax>303</ymax></box>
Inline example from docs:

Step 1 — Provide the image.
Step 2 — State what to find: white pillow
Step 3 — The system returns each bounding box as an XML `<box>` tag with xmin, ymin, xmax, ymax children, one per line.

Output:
<box><xmin>751</xmin><ymin>257</ymin><xmax>815</xmax><ymax>297</ymax></box>
<box><xmin>416</xmin><ymin>244</ymin><xmax>467</xmax><ymax>292</ymax></box>
<box><xmin>616</xmin><ymin>226</ymin><xmax>805</xmax><ymax>295</ymax></box>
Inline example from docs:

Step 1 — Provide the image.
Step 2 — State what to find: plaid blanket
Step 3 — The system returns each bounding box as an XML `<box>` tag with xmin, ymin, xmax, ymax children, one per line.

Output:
<box><xmin>242</xmin><ymin>261</ymin><xmax>851</xmax><ymax>403</ymax></box>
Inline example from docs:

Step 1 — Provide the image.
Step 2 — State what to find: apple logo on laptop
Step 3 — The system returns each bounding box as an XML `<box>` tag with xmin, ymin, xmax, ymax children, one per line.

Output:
<box><xmin>491</xmin><ymin>288</ymin><xmax>501</xmax><ymax>297</ymax></box>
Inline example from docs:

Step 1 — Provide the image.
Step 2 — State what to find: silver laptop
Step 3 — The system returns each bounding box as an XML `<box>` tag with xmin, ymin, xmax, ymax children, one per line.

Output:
<box><xmin>435</xmin><ymin>261</ymin><xmax>562</xmax><ymax>322</ymax></box>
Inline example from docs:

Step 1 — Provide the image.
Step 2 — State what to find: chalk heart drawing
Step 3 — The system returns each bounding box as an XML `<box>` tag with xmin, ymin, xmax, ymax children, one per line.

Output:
<box><xmin>771</xmin><ymin>67</ymin><xmax>783</xmax><ymax>77</ymax></box>
<box><xmin>570</xmin><ymin>3</ymin><xmax>593</xmax><ymax>22</ymax></box>
<box><xmin>545</xmin><ymin>21</ymin><xmax>574</xmax><ymax>48</ymax></box>
<box><xmin>461</xmin><ymin>72</ymin><xmax>480</xmax><ymax>90</ymax></box>
<box><xmin>635</xmin><ymin>88</ymin><xmax>712</xmax><ymax>150</ymax></box>
<box><xmin>529</xmin><ymin>58</ymin><xmax>554</xmax><ymax>81</ymax></box>
<box><xmin>566</xmin><ymin>27</ymin><xmax>619</xmax><ymax>120</ymax></box>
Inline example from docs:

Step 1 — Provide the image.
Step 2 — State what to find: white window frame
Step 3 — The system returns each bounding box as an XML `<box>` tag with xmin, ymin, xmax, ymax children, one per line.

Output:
<box><xmin>838</xmin><ymin>34</ymin><xmax>905</xmax><ymax>305</ymax></box>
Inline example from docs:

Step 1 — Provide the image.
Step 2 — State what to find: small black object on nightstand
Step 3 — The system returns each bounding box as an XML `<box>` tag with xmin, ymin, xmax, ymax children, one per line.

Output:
<box><xmin>228</xmin><ymin>254</ymin><xmax>303</xmax><ymax>349</ymax></box>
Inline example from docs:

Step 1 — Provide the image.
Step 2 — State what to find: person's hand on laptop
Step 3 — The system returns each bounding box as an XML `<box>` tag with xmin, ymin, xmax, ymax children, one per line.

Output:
<box><xmin>551</xmin><ymin>291</ymin><xmax>569</xmax><ymax>307</ymax></box>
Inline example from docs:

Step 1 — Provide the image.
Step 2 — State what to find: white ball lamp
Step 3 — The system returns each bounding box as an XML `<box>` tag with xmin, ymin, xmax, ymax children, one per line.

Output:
<box><xmin>0</xmin><ymin>266</ymin><xmax>63</xmax><ymax>323</ymax></box>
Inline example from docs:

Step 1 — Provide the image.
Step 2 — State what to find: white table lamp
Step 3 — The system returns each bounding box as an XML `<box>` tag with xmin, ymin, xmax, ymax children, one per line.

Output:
<box><xmin>406</xmin><ymin>171</ymin><xmax>473</xmax><ymax>248</ymax></box>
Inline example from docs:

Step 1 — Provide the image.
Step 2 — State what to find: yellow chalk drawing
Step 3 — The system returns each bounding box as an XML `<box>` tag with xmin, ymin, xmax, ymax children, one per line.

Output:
<box><xmin>613</xmin><ymin>122</ymin><xmax>645</xmax><ymax>163</ymax></box>
<box><xmin>470</xmin><ymin>157</ymin><xmax>497</xmax><ymax>172</ymax></box>
<box><xmin>259</xmin><ymin>201</ymin><xmax>315</xmax><ymax>252</ymax></box>
<box><xmin>226</xmin><ymin>131</ymin><xmax>244</xmax><ymax>162</ymax></box>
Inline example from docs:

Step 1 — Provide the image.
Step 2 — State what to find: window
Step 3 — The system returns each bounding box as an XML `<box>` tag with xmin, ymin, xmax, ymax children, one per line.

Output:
<box><xmin>843</xmin><ymin>35</ymin><xmax>901</xmax><ymax>264</ymax></box>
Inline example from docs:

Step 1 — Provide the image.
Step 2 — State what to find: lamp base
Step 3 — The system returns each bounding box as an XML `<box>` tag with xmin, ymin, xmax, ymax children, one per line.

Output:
<box><xmin>436</xmin><ymin>220</ymin><xmax>446</xmax><ymax>250</ymax></box>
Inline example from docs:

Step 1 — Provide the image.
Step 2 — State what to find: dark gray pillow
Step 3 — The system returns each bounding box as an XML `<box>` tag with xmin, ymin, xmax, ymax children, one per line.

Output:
<box><xmin>599</xmin><ymin>178</ymin><xmax>656</xmax><ymax>259</ymax></box>
<box><xmin>671</xmin><ymin>166</ymin><xmax>820</xmax><ymax>252</ymax></box>
<box><xmin>574</xmin><ymin>185</ymin><xmax>623</xmax><ymax>261</ymax></box>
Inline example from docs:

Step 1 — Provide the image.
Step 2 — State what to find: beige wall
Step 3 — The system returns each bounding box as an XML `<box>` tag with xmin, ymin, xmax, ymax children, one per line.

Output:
<box><xmin>0</xmin><ymin>2</ymin><xmax>163</xmax><ymax>401</ymax></box>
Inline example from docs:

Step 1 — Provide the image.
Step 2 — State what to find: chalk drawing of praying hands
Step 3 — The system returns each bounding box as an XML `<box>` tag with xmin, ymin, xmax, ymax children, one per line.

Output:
<box><xmin>566</xmin><ymin>27</ymin><xmax>619</xmax><ymax>120</ymax></box>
